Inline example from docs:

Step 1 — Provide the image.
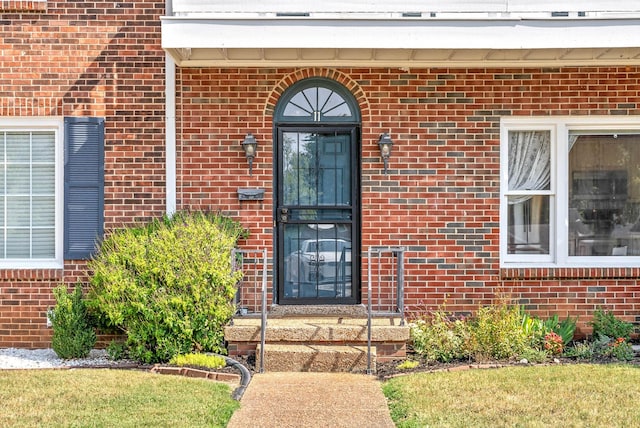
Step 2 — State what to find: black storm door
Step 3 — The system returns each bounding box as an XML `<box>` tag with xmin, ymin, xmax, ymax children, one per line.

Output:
<box><xmin>276</xmin><ymin>127</ymin><xmax>359</xmax><ymax>304</ymax></box>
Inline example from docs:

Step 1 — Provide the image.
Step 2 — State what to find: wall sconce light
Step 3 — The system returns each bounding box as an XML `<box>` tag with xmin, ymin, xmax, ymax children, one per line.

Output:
<box><xmin>241</xmin><ymin>133</ymin><xmax>258</xmax><ymax>176</ymax></box>
<box><xmin>378</xmin><ymin>133</ymin><xmax>394</xmax><ymax>175</ymax></box>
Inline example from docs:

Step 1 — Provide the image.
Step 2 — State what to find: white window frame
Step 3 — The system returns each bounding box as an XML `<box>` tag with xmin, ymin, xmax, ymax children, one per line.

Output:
<box><xmin>0</xmin><ymin>117</ymin><xmax>64</xmax><ymax>269</ymax></box>
<box><xmin>501</xmin><ymin>116</ymin><xmax>640</xmax><ymax>268</ymax></box>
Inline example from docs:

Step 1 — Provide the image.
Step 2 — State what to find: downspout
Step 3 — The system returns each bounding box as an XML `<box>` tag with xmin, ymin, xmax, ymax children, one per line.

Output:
<box><xmin>165</xmin><ymin>0</ymin><xmax>176</xmax><ymax>215</ymax></box>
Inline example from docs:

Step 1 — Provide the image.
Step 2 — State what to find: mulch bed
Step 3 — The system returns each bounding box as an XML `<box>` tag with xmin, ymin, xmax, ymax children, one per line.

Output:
<box><xmin>85</xmin><ymin>349</ymin><xmax>640</xmax><ymax>382</ymax></box>
<box><xmin>374</xmin><ymin>352</ymin><xmax>640</xmax><ymax>380</ymax></box>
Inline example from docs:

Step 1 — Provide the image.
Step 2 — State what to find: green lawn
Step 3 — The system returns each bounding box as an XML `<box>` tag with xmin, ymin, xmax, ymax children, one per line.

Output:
<box><xmin>383</xmin><ymin>364</ymin><xmax>640</xmax><ymax>428</ymax></box>
<box><xmin>0</xmin><ymin>369</ymin><xmax>238</xmax><ymax>427</ymax></box>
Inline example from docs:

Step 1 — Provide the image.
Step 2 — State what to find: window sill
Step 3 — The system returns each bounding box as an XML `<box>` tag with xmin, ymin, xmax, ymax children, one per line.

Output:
<box><xmin>500</xmin><ymin>266</ymin><xmax>640</xmax><ymax>280</ymax></box>
<box><xmin>0</xmin><ymin>1</ymin><xmax>47</xmax><ymax>12</ymax></box>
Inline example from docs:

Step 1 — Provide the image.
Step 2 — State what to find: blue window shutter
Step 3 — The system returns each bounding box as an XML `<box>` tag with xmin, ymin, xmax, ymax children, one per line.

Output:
<box><xmin>64</xmin><ymin>117</ymin><xmax>105</xmax><ymax>260</ymax></box>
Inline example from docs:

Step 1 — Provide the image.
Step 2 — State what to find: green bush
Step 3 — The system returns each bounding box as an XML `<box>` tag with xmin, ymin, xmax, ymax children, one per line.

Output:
<box><xmin>87</xmin><ymin>211</ymin><xmax>247</xmax><ymax>363</ymax></box>
<box><xmin>589</xmin><ymin>308</ymin><xmax>634</xmax><ymax>340</ymax></box>
<box><xmin>106</xmin><ymin>340</ymin><xmax>128</xmax><ymax>360</ymax></box>
<box><xmin>469</xmin><ymin>303</ymin><xmax>530</xmax><ymax>361</ymax></box>
<box><xmin>169</xmin><ymin>353</ymin><xmax>226</xmax><ymax>369</ymax></box>
<box><xmin>410</xmin><ymin>309</ymin><xmax>470</xmax><ymax>363</ymax></box>
<box><xmin>409</xmin><ymin>301</ymin><xmax>581</xmax><ymax>363</ymax></box>
<box><xmin>565</xmin><ymin>341</ymin><xmax>595</xmax><ymax>360</ymax></box>
<box><xmin>550</xmin><ymin>315</ymin><xmax>578</xmax><ymax>345</ymax></box>
<box><xmin>520</xmin><ymin>312</ymin><xmax>547</xmax><ymax>349</ymax></box>
<box><xmin>567</xmin><ymin>336</ymin><xmax>634</xmax><ymax>362</ymax></box>
<box><xmin>518</xmin><ymin>347</ymin><xmax>549</xmax><ymax>363</ymax></box>
<box><xmin>600</xmin><ymin>337</ymin><xmax>635</xmax><ymax>361</ymax></box>
<box><xmin>51</xmin><ymin>284</ymin><xmax>96</xmax><ymax>359</ymax></box>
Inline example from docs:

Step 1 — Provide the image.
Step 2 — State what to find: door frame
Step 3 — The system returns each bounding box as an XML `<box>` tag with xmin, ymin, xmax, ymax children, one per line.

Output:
<box><xmin>273</xmin><ymin>125</ymin><xmax>361</xmax><ymax>305</ymax></box>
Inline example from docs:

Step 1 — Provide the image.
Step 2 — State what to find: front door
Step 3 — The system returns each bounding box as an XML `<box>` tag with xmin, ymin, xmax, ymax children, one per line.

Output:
<box><xmin>276</xmin><ymin>127</ymin><xmax>359</xmax><ymax>304</ymax></box>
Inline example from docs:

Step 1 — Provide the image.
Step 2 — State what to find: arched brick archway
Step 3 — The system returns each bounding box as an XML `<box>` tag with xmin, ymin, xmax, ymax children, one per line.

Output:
<box><xmin>263</xmin><ymin>68</ymin><xmax>371</xmax><ymax>124</ymax></box>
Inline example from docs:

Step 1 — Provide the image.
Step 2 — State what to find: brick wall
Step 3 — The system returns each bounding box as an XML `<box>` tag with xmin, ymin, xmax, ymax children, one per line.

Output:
<box><xmin>177</xmin><ymin>66</ymin><xmax>640</xmax><ymax>337</ymax></box>
<box><xmin>2</xmin><ymin>2</ymin><xmax>639</xmax><ymax>348</ymax></box>
<box><xmin>0</xmin><ymin>1</ymin><xmax>166</xmax><ymax>347</ymax></box>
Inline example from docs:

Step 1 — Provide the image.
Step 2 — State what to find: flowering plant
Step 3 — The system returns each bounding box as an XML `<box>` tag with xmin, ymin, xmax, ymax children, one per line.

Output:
<box><xmin>603</xmin><ymin>337</ymin><xmax>634</xmax><ymax>361</ymax></box>
<box><xmin>543</xmin><ymin>332</ymin><xmax>564</xmax><ymax>355</ymax></box>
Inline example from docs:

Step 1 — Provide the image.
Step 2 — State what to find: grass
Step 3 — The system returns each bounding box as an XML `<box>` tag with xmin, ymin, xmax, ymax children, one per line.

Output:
<box><xmin>383</xmin><ymin>364</ymin><xmax>640</xmax><ymax>427</ymax></box>
<box><xmin>0</xmin><ymin>369</ymin><xmax>239</xmax><ymax>427</ymax></box>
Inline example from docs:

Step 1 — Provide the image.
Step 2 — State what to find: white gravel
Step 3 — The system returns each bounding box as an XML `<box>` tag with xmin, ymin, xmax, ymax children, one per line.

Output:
<box><xmin>0</xmin><ymin>348</ymin><xmax>122</xmax><ymax>369</ymax></box>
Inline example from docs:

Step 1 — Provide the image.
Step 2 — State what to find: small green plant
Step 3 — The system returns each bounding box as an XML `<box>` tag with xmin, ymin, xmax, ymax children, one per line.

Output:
<box><xmin>51</xmin><ymin>284</ymin><xmax>96</xmax><ymax>359</ymax></box>
<box><xmin>543</xmin><ymin>332</ymin><xmax>564</xmax><ymax>356</ymax></box>
<box><xmin>518</xmin><ymin>348</ymin><xmax>549</xmax><ymax>363</ymax></box>
<box><xmin>601</xmin><ymin>337</ymin><xmax>635</xmax><ymax>361</ymax></box>
<box><xmin>520</xmin><ymin>312</ymin><xmax>547</xmax><ymax>349</ymax></box>
<box><xmin>169</xmin><ymin>353</ymin><xmax>226</xmax><ymax>369</ymax></box>
<box><xmin>396</xmin><ymin>359</ymin><xmax>420</xmax><ymax>370</ymax></box>
<box><xmin>410</xmin><ymin>307</ymin><xmax>470</xmax><ymax>363</ymax></box>
<box><xmin>565</xmin><ymin>341</ymin><xmax>594</xmax><ymax>360</ymax></box>
<box><xmin>589</xmin><ymin>308</ymin><xmax>634</xmax><ymax>340</ymax></box>
<box><xmin>469</xmin><ymin>302</ymin><xmax>530</xmax><ymax>361</ymax></box>
<box><xmin>565</xmin><ymin>310</ymin><xmax>635</xmax><ymax>362</ymax></box>
<box><xmin>106</xmin><ymin>340</ymin><xmax>128</xmax><ymax>360</ymax></box>
<box><xmin>569</xmin><ymin>334</ymin><xmax>635</xmax><ymax>362</ymax></box>
<box><xmin>553</xmin><ymin>316</ymin><xmax>578</xmax><ymax>345</ymax></box>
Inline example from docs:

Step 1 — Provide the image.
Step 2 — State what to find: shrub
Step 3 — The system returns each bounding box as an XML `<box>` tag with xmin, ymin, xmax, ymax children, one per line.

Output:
<box><xmin>87</xmin><ymin>211</ymin><xmax>247</xmax><ymax>363</ymax></box>
<box><xmin>518</xmin><ymin>347</ymin><xmax>549</xmax><ymax>364</ymax></box>
<box><xmin>169</xmin><ymin>353</ymin><xmax>226</xmax><ymax>369</ymax></box>
<box><xmin>601</xmin><ymin>337</ymin><xmax>635</xmax><ymax>361</ymax></box>
<box><xmin>520</xmin><ymin>312</ymin><xmax>547</xmax><ymax>349</ymax></box>
<box><xmin>589</xmin><ymin>308</ymin><xmax>634</xmax><ymax>340</ymax></box>
<box><xmin>565</xmin><ymin>341</ymin><xmax>594</xmax><ymax>360</ymax></box>
<box><xmin>106</xmin><ymin>340</ymin><xmax>128</xmax><ymax>360</ymax></box>
<box><xmin>409</xmin><ymin>302</ymin><xmax>579</xmax><ymax>363</ymax></box>
<box><xmin>469</xmin><ymin>303</ymin><xmax>530</xmax><ymax>361</ymax></box>
<box><xmin>410</xmin><ymin>308</ymin><xmax>470</xmax><ymax>363</ymax></box>
<box><xmin>51</xmin><ymin>284</ymin><xmax>96</xmax><ymax>359</ymax></box>
<box><xmin>551</xmin><ymin>315</ymin><xmax>578</xmax><ymax>346</ymax></box>
<box><xmin>396</xmin><ymin>359</ymin><xmax>420</xmax><ymax>370</ymax></box>
<box><xmin>567</xmin><ymin>335</ymin><xmax>634</xmax><ymax>362</ymax></box>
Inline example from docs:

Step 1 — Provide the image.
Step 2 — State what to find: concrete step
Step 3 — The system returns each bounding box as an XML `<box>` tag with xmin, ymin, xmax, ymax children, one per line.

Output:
<box><xmin>256</xmin><ymin>344</ymin><xmax>375</xmax><ymax>373</ymax></box>
<box><xmin>226</xmin><ymin>316</ymin><xmax>407</xmax><ymax>342</ymax></box>
<box><xmin>225</xmin><ymin>316</ymin><xmax>409</xmax><ymax>362</ymax></box>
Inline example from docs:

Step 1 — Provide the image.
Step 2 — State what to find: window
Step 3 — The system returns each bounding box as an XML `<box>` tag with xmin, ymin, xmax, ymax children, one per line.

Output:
<box><xmin>501</xmin><ymin>117</ymin><xmax>640</xmax><ymax>266</ymax></box>
<box><xmin>276</xmin><ymin>77</ymin><xmax>360</xmax><ymax>123</ymax></box>
<box><xmin>0</xmin><ymin>119</ymin><xmax>61</xmax><ymax>267</ymax></box>
<box><xmin>0</xmin><ymin>117</ymin><xmax>104</xmax><ymax>268</ymax></box>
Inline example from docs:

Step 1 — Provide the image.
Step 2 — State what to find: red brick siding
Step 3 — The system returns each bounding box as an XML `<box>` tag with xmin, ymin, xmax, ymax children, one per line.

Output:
<box><xmin>178</xmin><ymin>66</ymin><xmax>640</xmax><ymax>337</ymax></box>
<box><xmin>2</xmin><ymin>2</ymin><xmax>640</xmax><ymax>348</ymax></box>
<box><xmin>0</xmin><ymin>0</ymin><xmax>166</xmax><ymax>347</ymax></box>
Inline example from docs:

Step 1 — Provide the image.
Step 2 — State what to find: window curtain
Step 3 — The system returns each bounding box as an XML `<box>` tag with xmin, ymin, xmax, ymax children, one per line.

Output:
<box><xmin>507</xmin><ymin>130</ymin><xmax>551</xmax><ymax>252</ymax></box>
<box><xmin>508</xmin><ymin>130</ymin><xmax>551</xmax><ymax>204</ymax></box>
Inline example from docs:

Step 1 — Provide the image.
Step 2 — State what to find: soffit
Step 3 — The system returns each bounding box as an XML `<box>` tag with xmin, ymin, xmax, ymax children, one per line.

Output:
<box><xmin>161</xmin><ymin>17</ymin><xmax>640</xmax><ymax>67</ymax></box>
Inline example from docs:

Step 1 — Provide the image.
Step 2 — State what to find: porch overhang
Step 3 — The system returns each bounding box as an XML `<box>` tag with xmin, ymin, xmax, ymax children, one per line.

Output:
<box><xmin>161</xmin><ymin>16</ymin><xmax>640</xmax><ymax>68</ymax></box>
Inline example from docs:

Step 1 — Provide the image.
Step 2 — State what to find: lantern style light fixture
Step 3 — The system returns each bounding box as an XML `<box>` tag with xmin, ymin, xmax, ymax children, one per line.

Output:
<box><xmin>378</xmin><ymin>133</ymin><xmax>394</xmax><ymax>175</ymax></box>
<box><xmin>241</xmin><ymin>133</ymin><xmax>258</xmax><ymax>176</ymax></box>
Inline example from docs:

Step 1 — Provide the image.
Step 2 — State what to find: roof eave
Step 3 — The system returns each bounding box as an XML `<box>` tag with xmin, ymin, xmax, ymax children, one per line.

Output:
<box><xmin>161</xmin><ymin>17</ymin><xmax>640</xmax><ymax>67</ymax></box>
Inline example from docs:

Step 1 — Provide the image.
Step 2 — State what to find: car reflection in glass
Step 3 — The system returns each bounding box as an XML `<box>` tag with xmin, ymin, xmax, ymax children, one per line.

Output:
<box><xmin>285</xmin><ymin>238</ymin><xmax>351</xmax><ymax>284</ymax></box>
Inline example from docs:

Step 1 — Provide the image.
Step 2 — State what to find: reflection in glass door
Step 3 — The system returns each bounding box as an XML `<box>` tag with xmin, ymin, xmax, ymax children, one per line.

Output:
<box><xmin>277</xmin><ymin>128</ymin><xmax>358</xmax><ymax>304</ymax></box>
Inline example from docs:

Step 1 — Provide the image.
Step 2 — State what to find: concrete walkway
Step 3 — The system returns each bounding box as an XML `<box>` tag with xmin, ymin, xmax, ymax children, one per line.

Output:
<box><xmin>227</xmin><ymin>372</ymin><xmax>395</xmax><ymax>428</ymax></box>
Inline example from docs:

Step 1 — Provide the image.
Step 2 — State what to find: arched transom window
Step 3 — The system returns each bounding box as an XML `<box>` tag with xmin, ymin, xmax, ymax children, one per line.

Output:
<box><xmin>276</xmin><ymin>78</ymin><xmax>360</xmax><ymax>123</ymax></box>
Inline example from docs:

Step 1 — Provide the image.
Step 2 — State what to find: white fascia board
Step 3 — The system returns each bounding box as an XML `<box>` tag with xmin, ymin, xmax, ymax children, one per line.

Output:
<box><xmin>161</xmin><ymin>17</ymin><xmax>640</xmax><ymax>51</ymax></box>
<box><xmin>172</xmin><ymin>0</ymin><xmax>640</xmax><ymax>14</ymax></box>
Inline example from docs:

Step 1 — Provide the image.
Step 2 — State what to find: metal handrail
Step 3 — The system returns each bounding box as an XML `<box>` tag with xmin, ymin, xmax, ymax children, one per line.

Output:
<box><xmin>231</xmin><ymin>248</ymin><xmax>268</xmax><ymax>373</ymax></box>
<box><xmin>232</xmin><ymin>246</ymin><xmax>404</xmax><ymax>374</ymax></box>
<box><xmin>366</xmin><ymin>246</ymin><xmax>405</xmax><ymax>374</ymax></box>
